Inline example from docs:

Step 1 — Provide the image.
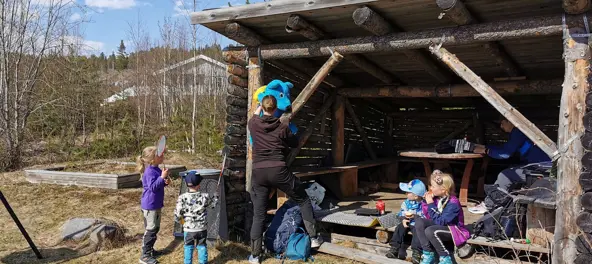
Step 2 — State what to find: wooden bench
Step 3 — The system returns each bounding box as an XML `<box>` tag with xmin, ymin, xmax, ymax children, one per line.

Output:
<box><xmin>274</xmin><ymin>158</ymin><xmax>398</xmax><ymax>208</ymax></box>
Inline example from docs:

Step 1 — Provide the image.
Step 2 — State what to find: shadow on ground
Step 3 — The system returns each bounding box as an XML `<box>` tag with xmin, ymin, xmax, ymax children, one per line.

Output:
<box><xmin>209</xmin><ymin>242</ymin><xmax>251</xmax><ymax>264</ymax></box>
<box><xmin>1</xmin><ymin>247</ymin><xmax>81</xmax><ymax>264</ymax></box>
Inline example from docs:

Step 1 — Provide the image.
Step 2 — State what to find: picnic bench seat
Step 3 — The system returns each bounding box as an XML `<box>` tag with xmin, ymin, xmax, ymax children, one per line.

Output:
<box><xmin>274</xmin><ymin>158</ymin><xmax>398</xmax><ymax>208</ymax></box>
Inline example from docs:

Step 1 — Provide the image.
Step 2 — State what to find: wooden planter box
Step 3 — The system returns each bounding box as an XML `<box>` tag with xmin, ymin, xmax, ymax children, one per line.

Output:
<box><xmin>24</xmin><ymin>161</ymin><xmax>186</xmax><ymax>189</ymax></box>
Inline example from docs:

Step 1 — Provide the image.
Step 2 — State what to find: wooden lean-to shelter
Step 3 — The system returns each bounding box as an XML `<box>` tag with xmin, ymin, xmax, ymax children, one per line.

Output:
<box><xmin>191</xmin><ymin>0</ymin><xmax>592</xmax><ymax>263</ymax></box>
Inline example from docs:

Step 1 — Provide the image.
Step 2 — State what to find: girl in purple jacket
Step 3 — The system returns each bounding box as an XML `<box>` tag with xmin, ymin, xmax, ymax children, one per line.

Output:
<box><xmin>416</xmin><ymin>171</ymin><xmax>470</xmax><ymax>264</ymax></box>
<box><xmin>137</xmin><ymin>146</ymin><xmax>170</xmax><ymax>264</ymax></box>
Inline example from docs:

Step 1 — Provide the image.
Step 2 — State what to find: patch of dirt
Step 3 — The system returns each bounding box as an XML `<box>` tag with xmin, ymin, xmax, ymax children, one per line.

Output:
<box><xmin>0</xmin><ymin>158</ymin><xmax>354</xmax><ymax>264</ymax></box>
<box><xmin>61</xmin><ymin>163</ymin><xmax>138</xmax><ymax>175</ymax></box>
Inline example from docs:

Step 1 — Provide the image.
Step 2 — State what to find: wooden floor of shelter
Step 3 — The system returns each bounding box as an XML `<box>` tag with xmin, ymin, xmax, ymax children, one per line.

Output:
<box><xmin>332</xmin><ymin>191</ymin><xmax>482</xmax><ymax>226</ymax></box>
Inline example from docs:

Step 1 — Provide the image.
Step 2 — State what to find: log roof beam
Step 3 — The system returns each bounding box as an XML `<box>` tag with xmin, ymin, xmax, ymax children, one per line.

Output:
<box><xmin>563</xmin><ymin>0</ymin><xmax>592</xmax><ymax>14</ymax></box>
<box><xmin>225</xmin><ymin>22</ymin><xmax>345</xmax><ymax>88</ymax></box>
<box><xmin>286</xmin><ymin>14</ymin><xmax>399</xmax><ymax>84</ymax></box>
<box><xmin>436</xmin><ymin>0</ymin><xmax>521</xmax><ymax>77</ymax></box>
<box><xmin>352</xmin><ymin>6</ymin><xmax>452</xmax><ymax>84</ymax></box>
<box><xmin>227</xmin><ymin>14</ymin><xmax>585</xmax><ymax>60</ymax></box>
<box><xmin>338</xmin><ymin>79</ymin><xmax>562</xmax><ymax>98</ymax></box>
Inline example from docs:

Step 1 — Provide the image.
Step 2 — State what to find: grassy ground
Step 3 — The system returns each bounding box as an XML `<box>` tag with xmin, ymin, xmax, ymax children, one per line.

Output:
<box><xmin>0</xmin><ymin>154</ymin><xmax>355</xmax><ymax>264</ymax></box>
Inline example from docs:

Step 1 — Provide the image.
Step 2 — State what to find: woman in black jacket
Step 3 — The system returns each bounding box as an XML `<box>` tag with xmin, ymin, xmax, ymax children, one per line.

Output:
<box><xmin>246</xmin><ymin>95</ymin><xmax>322</xmax><ymax>263</ymax></box>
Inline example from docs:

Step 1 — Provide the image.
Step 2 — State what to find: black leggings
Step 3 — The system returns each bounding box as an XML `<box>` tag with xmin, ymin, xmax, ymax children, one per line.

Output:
<box><xmin>389</xmin><ymin>223</ymin><xmax>421</xmax><ymax>251</ymax></box>
<box><xmin>415</xmin><ymin>218</ymin><xmax>454</xmax><ymax>257</ymax></box>
<box><xmin>250</xmin><ymin>166</ymin><xmax>316</xmax><ymax>256</ymax></box>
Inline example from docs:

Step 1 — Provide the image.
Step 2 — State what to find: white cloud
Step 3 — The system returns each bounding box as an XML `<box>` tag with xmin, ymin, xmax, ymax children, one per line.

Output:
<box><xmin>85</xmin><ymin>0</ymin><xmax>137</xmax><ymax>9</ymax></box>
<box><xmin>173</xmin><ymin>0</ymin><xmax>191</xmax><ymax>17</ymax></box>
<box><xmin>62</xmin><ymin>36</ymin><xmax>105</xmax><ymax>55</ymax></box>
<box><xmin>70</xmin><ymin>13</ymin><xmax>82</xmax><ymax>21</ymax></box>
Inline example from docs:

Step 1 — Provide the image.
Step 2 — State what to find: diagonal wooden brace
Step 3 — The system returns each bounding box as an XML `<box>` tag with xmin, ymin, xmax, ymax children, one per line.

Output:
<box><xmin>429</xmin><ymin>45</ymin><xmax>558</xmax><ymax>158</ymax></box>
<box><xmin>283</xmin><ymin>51</ymin><xmax>344</xmax><ymax>120</ymax></box>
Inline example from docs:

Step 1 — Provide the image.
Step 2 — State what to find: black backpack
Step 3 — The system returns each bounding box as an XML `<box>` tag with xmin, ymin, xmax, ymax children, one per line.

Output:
<box><xmin>472</xmin><ymin>192</ymin><xmax>527</xmax><ymax>240</ymax></box>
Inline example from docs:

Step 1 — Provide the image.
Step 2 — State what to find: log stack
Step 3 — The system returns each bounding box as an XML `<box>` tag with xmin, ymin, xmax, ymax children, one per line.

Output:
<box><xmin>577</xmin><ymin>79</ymin><xmax>592</xmax><ymax>263</ymax></box>
<box><xmin>223</xmin><ymin>48</ymin><xmax>250</xmax><ymax>241</ymax></box>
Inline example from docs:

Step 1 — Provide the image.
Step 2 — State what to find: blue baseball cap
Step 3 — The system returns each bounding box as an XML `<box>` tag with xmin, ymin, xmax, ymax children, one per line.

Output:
<box><xmin>185</xmin><ymin>171</ymin><xmax>203</xmax><ymax>187</ymax></box>
<box><xmin>399</xmin><ymin>179</ymin><xmax>427</xmax><ymax>197</ymax></box>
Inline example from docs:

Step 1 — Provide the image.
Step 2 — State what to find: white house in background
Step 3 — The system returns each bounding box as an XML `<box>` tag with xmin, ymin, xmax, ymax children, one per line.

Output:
<box><xmin>103</xmin><ymin>54</ymin><xmax>229</xmax><ymax>104</ymax></box>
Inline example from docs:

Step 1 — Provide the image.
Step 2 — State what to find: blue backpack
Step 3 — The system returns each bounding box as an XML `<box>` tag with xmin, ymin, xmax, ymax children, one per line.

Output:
<box><xmin>284</xmin><ymin>227</ymin><xmax>313</xmax><ymax>262</ymax></box>
<box><xmin>265</xmin><ymin>201</ymin><xmax>302</xmax><ymax>254</ymax></box>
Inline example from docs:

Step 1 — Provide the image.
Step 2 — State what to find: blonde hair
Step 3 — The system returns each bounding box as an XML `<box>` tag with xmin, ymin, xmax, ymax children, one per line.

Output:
<box><xmin>431</xmin><ymin>170</ymin><xmax>455</xmax><ymax>196</ymax></box>
<box><xmin>136</xmin><ymin>146</ymin><xmax>157</xmax><ymax>174</ymax></box>
<box><xmin>262</xmin><ymin>95</ymin><xmax>277</xmax><ymax>113</ymax></box>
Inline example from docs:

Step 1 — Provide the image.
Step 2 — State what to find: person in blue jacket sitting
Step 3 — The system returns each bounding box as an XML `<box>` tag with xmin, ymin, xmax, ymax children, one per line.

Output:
<box><xmin>470</xmin><ymin>117</ymin><xmax>551</xmax><ymax>213</ymax></box>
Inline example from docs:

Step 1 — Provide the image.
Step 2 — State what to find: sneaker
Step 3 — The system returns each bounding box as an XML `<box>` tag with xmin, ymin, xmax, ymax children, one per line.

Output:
<box><xmin>438</xmin><ymin>255</ymin><xmax>454</xmax><ymax>264</ymax></box>
<box><xmin>468</xmin><ymin>202</ymin><xmax>488</xmax><ymax>214</ymax></box>
<box><xmin>419</xmin><ymin>251</ymin><xmax>436</xmax><ymax>264</ymax></box>
<box><xmin>139</xmin><ymin>256</ymin><xmax>159</xmax><ymax>264</ymax></box>
<box><xmin>311</xmin><ymin>236</ymin><xmax>324</xmax><ymax>248</ymax></box>
<box><xmin>411</xmin><ymin>249</ymin><xmax>422</xmax><ymax>264</ymax></box>
<box><xmin>151</xmin><ymin>250</ymin><xmax>164</xmax><ymax>257</ymax></box>
<box><xmin>248</xmin><ymin>255</ymin><xmax>260</xmax><ymax>264</ymax></box>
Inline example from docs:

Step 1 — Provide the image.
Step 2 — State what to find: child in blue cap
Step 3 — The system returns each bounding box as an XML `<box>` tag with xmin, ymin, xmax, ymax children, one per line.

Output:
<box><xmin>385</xmin><ymin>179</ymin><xmax>427</xmax><ymax>264</ymax></box>
<box><xmin>174</xmin><ymin>172</ymin><xmax>219</xmax><ymax>264</ymax></box>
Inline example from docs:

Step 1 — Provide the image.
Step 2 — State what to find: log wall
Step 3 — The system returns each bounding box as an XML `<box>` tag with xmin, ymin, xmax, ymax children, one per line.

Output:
<box><xmin>391</xmin><ymin>108</ymin><xmax>559</xmax><ymax>151</ymax></box>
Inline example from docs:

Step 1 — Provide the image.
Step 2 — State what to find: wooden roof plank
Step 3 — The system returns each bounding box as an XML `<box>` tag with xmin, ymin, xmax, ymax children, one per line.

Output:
<box><xmin>190</xmin><ymin>0</ymin><xmax>379</xmax><ymax>25</ymax></box>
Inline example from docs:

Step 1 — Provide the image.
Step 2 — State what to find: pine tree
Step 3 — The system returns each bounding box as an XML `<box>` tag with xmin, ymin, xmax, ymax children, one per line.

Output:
<box><xmin>108</xmin><ymin>52</ymin><xmax>116</xmax><ymax>70</ymax></box>
<box><xmin>98</xmin><ymin>52</ymin><xmax>107</xmax><ymax>72</ymax></box>
<box><xmin>116</xmin><ymin>40</ymin><xmax>129</xmax><ymax>71</ymax></box>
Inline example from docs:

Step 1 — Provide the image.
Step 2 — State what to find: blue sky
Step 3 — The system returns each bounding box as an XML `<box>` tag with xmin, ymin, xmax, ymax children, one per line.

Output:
<box><xmin>71</xmin><ymin>0</ymin><xmax>265</xmax><ymax>55</ymax></box>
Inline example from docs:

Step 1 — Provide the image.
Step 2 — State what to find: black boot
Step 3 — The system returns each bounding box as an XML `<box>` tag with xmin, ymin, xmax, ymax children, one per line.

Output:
<box><xmin>411</xmin><ymin>249</ymin><xmax>422</xmax><ymax>264</ymax></box>
<box><xmin>385</xmin><ymin>246</ymin><xmax>400</xmax><ymax>259</ymax></box>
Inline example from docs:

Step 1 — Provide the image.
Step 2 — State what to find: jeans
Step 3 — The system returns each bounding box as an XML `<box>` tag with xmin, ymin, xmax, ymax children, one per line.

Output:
<box><xmin>184</xmin><ymin>230</ymin><xmax>208</xmax><ymax>264</ymax></box>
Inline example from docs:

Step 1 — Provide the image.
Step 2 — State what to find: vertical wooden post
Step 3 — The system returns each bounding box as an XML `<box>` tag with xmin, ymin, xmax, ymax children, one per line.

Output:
<box><xmin>344</xmin><ymin>98</ymin><xmax>377</xmax><ymax>160</ymax></box>
<box><xmin>332</xmin><ymin>96</ymin><xmax>345</xmax><ymax>166</ymax></box>
<box><xmin>246</xmin><ymin>57</ymin><xmax>262</xmax><ymax>194</ymax></box>
<box><xmin>553</xmin><ymin>21</ymin><xmax>589</xmax><ymax>264</ymax></box>
<box><xmin>472</xmin><ymin>112</ymin><xmax>485</xmax><ymax>144</ymax></box>
<box><xmin>383</xmin><ymin>116</ymin><xmax>394</xmax><ymax>156</ymax></box>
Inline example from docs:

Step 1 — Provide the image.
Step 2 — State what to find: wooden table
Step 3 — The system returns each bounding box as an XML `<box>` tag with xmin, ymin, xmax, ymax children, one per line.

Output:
<box><xmin>399</xmin><ymin>150</ymin><xmax>488</xmax><ymax>206</ymax></box>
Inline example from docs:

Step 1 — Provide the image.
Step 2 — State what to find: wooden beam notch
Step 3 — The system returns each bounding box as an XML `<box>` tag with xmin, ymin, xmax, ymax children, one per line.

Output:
<box><xmin>286</xmin><ymin>14</ymin><xmax>398</xmax><ymax>84</ymax></box>
<box><xmin>352</xmin><ymin>6</ymin><xmax>452</xmax><ymax>84</ymax></box>
<box><xmin>435</xmin><ymin>0</ymin><xmax>521</xmax><ymax>77</ymax></box>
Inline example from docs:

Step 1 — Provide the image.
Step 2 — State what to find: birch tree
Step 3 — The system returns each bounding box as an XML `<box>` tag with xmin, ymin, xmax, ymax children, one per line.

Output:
<box><xmin>0</xmin><ymin>0</ymin><xmax>74</xmax><ymax>170</ymax></box>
